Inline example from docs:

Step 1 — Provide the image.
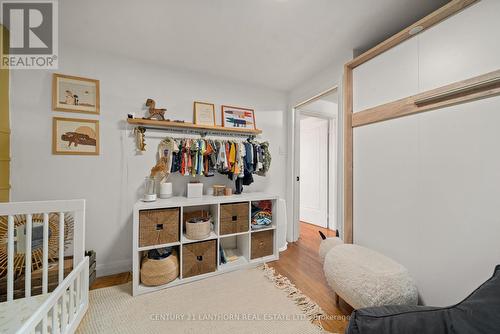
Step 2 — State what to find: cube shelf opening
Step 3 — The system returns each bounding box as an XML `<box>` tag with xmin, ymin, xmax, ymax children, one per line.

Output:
<box><xmin>220</xmin><ymin>234</ymin><xmax>250</xmax><ymax>269</ymax></box>
<box><xmin>250</xmin><ymin>200</ymin><xmax>274</xmax><ymax>231</ymax></box>
<box><xmin>182</xmin><ymin>204</ymin><xmax>218</xmax><ymax>242</ymax></box>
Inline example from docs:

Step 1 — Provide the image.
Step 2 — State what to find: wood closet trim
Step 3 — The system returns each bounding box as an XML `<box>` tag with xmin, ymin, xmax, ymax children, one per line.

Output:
<box><xmin>342</xmin><ymin>0</ymin><xmax>479</xmax><ymax>244</ymax></box>
<box><xmin>345</xmin><ymin>0</ymin><xmax>478</xmax><ymax>69</ymax></box>
<box><xmin>353</xmin><ymin>69</ymin><xmax>500</xmax><ymax>127</ymax></box>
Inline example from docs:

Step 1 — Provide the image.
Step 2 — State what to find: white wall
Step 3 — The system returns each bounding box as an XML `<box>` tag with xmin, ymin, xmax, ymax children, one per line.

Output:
<box><xmin>352</xmin><ymin>0</ymin><xmax>500</xmax><ymax>306</ymax></box>
<box><xmin>10</xmin><ymin>45</ymin><xmax>287</xmax><ymax>276</ymax></box>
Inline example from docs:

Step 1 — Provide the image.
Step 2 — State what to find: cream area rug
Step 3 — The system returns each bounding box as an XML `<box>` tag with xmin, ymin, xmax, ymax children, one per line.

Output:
<box><xmin>77</xmin><ymin>266</ymin><xmax>326</xmax><ymax>334</ymax></box>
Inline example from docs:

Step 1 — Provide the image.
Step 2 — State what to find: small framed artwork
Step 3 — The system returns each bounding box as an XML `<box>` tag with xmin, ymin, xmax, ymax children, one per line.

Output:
<box><xmin>52</xmin><ymin>117</ymin><xmax>100</xmax><ymax>155</ymax></box>
<box><xmin>52</xmin><ymin>74</ymin><xmax>100</xmax><ymax>114</ymax></box>
<box><xmin>193</xmin><ymin>101</ymin><xmax>216</xmax><ymax>126</ymax></box>
<box><xmin>221</xmin><ymin>105</ymin><xmax>256</xmax><ymax>130</ymax></box>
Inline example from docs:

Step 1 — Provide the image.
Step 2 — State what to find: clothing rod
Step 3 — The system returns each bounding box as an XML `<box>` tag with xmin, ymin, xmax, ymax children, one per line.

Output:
<box><xmin>134</xmin><ymin>125</ymin><xmax>257</xmax><ymax>138</ymax></box>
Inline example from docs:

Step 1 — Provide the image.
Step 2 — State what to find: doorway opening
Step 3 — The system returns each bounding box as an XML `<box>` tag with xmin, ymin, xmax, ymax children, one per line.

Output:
<box><xmin>292</xmin><ymin>87</ymin><xmax>340</xmax><ymax>238</ymax></box>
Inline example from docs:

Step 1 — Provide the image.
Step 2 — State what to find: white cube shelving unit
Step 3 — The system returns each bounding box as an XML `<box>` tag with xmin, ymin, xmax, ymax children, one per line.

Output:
<box><xmin>132</xmin><ymin>192</ymin><xmax>279</xmax><ymax>296</ymax></box>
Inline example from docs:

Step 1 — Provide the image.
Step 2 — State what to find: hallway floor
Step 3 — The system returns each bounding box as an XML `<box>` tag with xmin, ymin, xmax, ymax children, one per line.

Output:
<box><xmin>268</xmin><ymin>222</ymin><xmax>351</xmax><ymax>333</ymax></box>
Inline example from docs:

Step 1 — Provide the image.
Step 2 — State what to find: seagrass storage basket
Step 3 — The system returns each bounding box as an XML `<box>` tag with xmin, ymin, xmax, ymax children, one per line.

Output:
<box><xmin>182</xmin><ymin>240</ymin><xmax>216</xmax><ymax>278</ymax></box>
<box><xmin>220</xmin><ymin>202</ymin><xmax>249</xmax><ymax>235</ymax></box>
<box><xmin>139</xmin><ymin>208</ymin><xmax>180</xmax><ymax>247</ymax></box>
<box><xmin>185</xmin><ymin>217</ymin><xmax>212</xmax><ymax>240</ymax></box>
<box><xmin>140</xmin><ymin>249</ymin><xmax>179</xmax><ymax>286</ymax></box>
<box><xmin>251</xmin><ymin>230</ymin><xmax>274</xmax><ymax>260</ymax></box>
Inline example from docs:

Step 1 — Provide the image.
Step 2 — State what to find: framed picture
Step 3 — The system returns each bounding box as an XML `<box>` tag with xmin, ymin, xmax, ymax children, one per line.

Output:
<box><xmin>52</xmin><ymin>117</ymin><xmax>99</xmax><ymax>155</ymax></box>
<box><xmin>193</xmin><ymin>101</ymin><xmax>216</xmax><ymax>126</ymax></box>
<box><xmin>221</xmin><ymin>105</ymin><xmax>256</xmax><ymax>130</ymax></box>
<box><xmin>52</xmin><ymin>74</ymin><xmax>100</xmax><ymax>114</ymax></box>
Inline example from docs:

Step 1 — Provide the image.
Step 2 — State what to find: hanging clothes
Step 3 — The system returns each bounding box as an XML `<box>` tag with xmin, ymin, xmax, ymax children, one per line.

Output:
<box><xmin>150</xmin><ymin>136</ymin><xmax>272</xmax><ymax>191</ymax></box>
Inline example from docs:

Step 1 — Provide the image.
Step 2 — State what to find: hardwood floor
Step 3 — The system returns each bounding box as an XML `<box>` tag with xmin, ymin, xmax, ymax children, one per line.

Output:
<box><xmin>90</xmin><ymin>272</ymin><xmax>131</xmax><ymax>290</ymax></box>
<box><xmin>91</xmin><ymin>222</ymin><xmax>351</xmax><ymax>333</ymax></box>
<box><xmin>268</xmin><ymin>223</ymin><xmax>351</xmax><ymax>333</ymax></box>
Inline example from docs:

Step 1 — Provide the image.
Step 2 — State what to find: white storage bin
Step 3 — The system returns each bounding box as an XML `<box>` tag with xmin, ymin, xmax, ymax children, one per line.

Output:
<box><xmin>187</xmin><ymin>183</ymin><xmax>203</xmax><ymax>198</ymax></box>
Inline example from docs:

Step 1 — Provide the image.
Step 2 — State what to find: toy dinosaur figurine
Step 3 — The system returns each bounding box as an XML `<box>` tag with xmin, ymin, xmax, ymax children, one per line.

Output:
<box><xmin>145</xmin><ymin>99</ymin><xmax>166</xmax><ymax>120</ymax></box>
<box><xmin>134</xmin><ymin>126</ymin><xmax>146</xmax><ymax>151</ymax></box>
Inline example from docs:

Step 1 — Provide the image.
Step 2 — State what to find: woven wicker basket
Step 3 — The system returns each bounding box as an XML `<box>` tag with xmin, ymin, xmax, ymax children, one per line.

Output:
<box><xmin>185</xmin><ymin>217</ymin><xmax>212</xmax><ymax>240</ymax></box>
<box><xmin>140</xmin><ymin>249</ymin><xmax>179</xmax><ymax>286</ymax></box>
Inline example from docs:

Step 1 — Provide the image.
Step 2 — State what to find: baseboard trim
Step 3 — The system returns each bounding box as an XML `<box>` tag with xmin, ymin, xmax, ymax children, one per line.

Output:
<box><xmin>96</xmin><ymin>259</ymin><xmax>131</xmax><ymax>277</ymax></box>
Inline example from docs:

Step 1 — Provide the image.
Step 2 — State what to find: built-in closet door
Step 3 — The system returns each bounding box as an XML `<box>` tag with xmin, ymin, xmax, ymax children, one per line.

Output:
<box><xmin>352</xmin><ymin>0</ymin><xmax>500</xmax><ymax>306</ymax></box>
<box><xmin>354</xmin><ymin>96</ymin><xmax>500</xmax><ymax>306</ymax></box>
<box><xmin>352</xmin><ymin>38</ymin><xmax>419</xmax><ymax>113</ymax></box>
<box><xmin>419</xmin><ymin>0</ymin><xmax>500</xmax><ymax>91</ymax></box>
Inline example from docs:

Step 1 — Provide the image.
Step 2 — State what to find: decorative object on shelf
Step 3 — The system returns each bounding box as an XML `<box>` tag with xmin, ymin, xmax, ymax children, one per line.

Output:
<box><xmin>0</xmin><ymin>213</ymin><xmax>74</xmax><ymax>280</ymax></box>
<box><xmin>134</xmin><ymin>126</ymin><xmax>146</xmax><ymax>151</ymax></box>
<box><xmin>140</xmin><ymin>247</ymin><xmax>179</xmax><ymax>286</ymax></box>
<box><xmin>224</xmin><ymin>187</ymin><xmax>232</xmax><ymax>196</ymax></box>
<box><xmin>187</xmin><ymin>180</ymin><xmax>203</xmax><ymax>198</ymax></box>
<box><xmin>159</xmin><ymin>182</ymin><xmax>173</xmax><ymax>199</ymax></box>
<box><xmin>144</xmin><ymin>98</ymin><xmax>166</xmax><ymax>120</ymax></box>
<box><xmin>142</xmin><ymin>176</ymin><xmax>157</xmax><ymax>202</ymax></box>
<box><xmin>52</xmin><ymin>117</ymin><xmax>99</xmax><ymax>155</ymax></box>
<box><xmin>222</xmin><ymin>105</ymin><xmax>256</xmax><ymax>130</ymax></box>
<box><xmin>185</xmin><ymin>216</ymin><xmax>212</xmax><ymax>240</ymax></box>
<box><xmin>52</xmin><ymin>74</ymin><xmax>100</xmax><ymax>114</ymax></box>
<box><xmin>193</xmin><ymin>101</ymin><xmax>216</xmax><ymax>126</ymax></box>
<box><xmin>251</xmin><ymin>200</ymin><xmax>272</xmax><ymax>230</ymax></box>
<box><xmin>213</xmin><ymin>185</ymin><xmax>225</xmax><ymax>196</ymax></box>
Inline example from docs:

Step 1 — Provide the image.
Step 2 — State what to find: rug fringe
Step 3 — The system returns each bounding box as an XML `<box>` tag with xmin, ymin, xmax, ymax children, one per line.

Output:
<box><xmin>260</xmin><ymin>264</ymin><xmax>328</xmax><ymax>333</ymax></box>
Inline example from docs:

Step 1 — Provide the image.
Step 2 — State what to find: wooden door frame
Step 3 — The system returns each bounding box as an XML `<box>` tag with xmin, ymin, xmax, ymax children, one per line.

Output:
<box><xmin>342</xmin><ymin>0</ymin><xmax>479</xmax><ymax>243</ymax></box>
<box><xmin>0</xmin><ymin>24</ymin><xmax>10</xmax><ymax>202</ymax></box>
<box><xmin>291</xmin><ymin>85</ymin><xmax>338</xmax><ymax>242</ymax></box>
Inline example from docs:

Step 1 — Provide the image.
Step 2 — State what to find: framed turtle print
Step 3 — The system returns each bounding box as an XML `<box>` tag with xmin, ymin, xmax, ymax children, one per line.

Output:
<box><xmin>52</xmin><ymin>74</ymin><xmax>100</xmax><ymax>114</ymax></box>
<box><xmin>52</xmin><ymin>117</ymin><xmax>100</xmax><ymax>155</ymax></box>
<box><xmin>221</xmin><ymin>105</ymin><xmax>256</xmax><ymax>130</ymax></box>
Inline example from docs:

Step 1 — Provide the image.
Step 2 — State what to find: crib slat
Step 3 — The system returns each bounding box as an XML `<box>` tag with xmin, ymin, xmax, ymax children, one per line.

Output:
<box><xmin>69</xmin><ymin>282</ymin><xmax>75</xmax><ymax>322</ymax></box>
<box><xmin>61</xmin><ymin>292</ymin><xmax>67</xmax><ymax>332</ymax></box>
<box><xmin>42</xmin><ymin>315</ymin><xmax>48</xmax><ymax>334</ymax></box>
<box><xmin>7</xmin><ymin>215</ymin><xmax>14</xmax><ymax>301</ymax></box>
<box><xmin>59</xmin><ymin>212</ymin><xmax>65</xmax><ymax>284</ymax></box>
<box><xmin>51</xmin><ymin>305</ymin><xmax>59</xmax><ymax>334</ymax></box>
<box><xmin>25</xmin><ymin>214</ymin><xmax>33</xmax><ymax>298</ymax></box>
<box><xmin>42</xmin><ymin>213</ymin><xmax>49</xmax><ymax>294</ymax></box>
<box><xmin>76</xmin><ymin>273</ymin><xmax>81</xmax><ymax>309</ymax></box>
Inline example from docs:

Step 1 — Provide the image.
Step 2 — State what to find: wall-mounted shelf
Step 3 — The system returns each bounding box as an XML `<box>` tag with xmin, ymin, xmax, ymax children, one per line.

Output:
<box><xmin>127</xmin><ymin>118</ymin><xmax>262</xmax><ymax>136</ymax></box>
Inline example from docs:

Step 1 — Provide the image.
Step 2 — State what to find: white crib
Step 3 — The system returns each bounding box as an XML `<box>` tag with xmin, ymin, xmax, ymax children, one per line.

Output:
<box><xmin>0</xmin><ymin>200</ymin><xmax>89</xmax><ymax>334</ymax></box>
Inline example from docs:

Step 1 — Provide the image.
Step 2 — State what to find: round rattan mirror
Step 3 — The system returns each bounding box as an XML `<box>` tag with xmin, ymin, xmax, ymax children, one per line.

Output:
<box><xmin>0</xmin><ymin>213</ymin><xmax>74</xmax><ymax>278</ymax></box>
